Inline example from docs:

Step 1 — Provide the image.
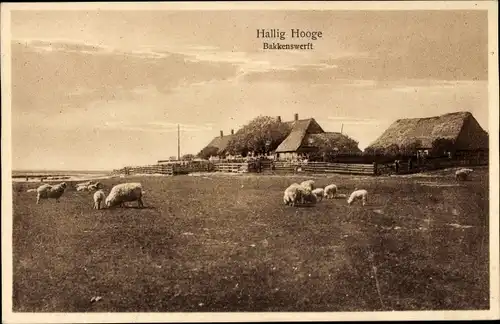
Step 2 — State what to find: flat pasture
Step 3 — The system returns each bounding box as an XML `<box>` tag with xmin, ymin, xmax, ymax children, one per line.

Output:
<box><xmin>12</xmin><ymin>167</ymin><xmax>490</xmax><ymax>312</ymax></box>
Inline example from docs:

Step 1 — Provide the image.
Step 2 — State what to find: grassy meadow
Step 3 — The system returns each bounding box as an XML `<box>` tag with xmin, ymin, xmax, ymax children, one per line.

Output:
<box><xmin>12</xmin><ymin>167</ymin><xmax>490</xmax><ymax>312</ymax></box>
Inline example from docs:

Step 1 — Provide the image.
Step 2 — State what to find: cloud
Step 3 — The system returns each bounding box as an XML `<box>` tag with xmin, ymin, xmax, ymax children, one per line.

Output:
<box><xmin>388</xmin><ymin>80</ymin><xmax>483</xmax><ymax>93</ymax></box>
<box><xmin>241</xmin><ymin>63</ymin><xmax>340</xmax><ymax>83</ymax></box>
<box><xmin>11</xmin><ymin>39</ymin><xmax>240</xmax><ymax>114</ymax></box>
<box><xmin>100</xmin><ymin>121</ymin><xmax>214</xmax><ymax>133</ymax></box>
<box><xmin>326</xmin><ymin>116</ymin><xmax>384</xmax><ymax>125</ymax></box>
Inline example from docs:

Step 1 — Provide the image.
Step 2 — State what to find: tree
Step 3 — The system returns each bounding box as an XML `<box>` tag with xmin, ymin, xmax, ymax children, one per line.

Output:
<box><xmin>181</xmin><ymin>154</ymin><xmax>195</xmax><ymax>161</ymax></box>
<box><xmin>197</xmin><ymin>146</ymin><xmax>219</xmax><ymax>160</ymax></box>
<box><xmin>312</xmin><ymin>134</ymin><xmax>360</xmax><ymax>155</ymax></box>
<box><xmin>431</xmin><ymin>138</ymin><xmax>455</xmax><ymax>157</ymax></box>
<box><xmin>305</xmin><ymin>134</ymin><xmax>361</xmax><ymax>161</ymax></box>
<box><xmin>226</xmin><ymin>116</ymin><xmax>292</xmax><ymax>156</ymax></box>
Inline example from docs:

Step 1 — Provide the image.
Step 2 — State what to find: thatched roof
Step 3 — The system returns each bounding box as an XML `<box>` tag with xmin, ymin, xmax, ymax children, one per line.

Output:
<box><xmin>304</xmin><ymin>132</ymin><xmax>362</xmax><ymax>153</ymax></box>
<box><xmin>205</xmin><ymin>134</ymin><xmax>234</xmax><ymax>154</ymax></box>
<box><xmin>275</xmin><ymin>119</ymin><xmax>324</xmax><ymax>153</ymax></box>
<box><xmin>367</xmin><ymin>111</ymin><xmax>488</xmax><ymax>150</ymax></box>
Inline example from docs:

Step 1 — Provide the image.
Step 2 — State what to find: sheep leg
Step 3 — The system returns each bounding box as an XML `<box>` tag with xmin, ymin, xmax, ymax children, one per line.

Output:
<box><xmin>36</xmin><ymin>194</ymin><xmax>40</xmax><ymax>204</ymax></box>
<box><xmin>138</xmin><ymin>197</ymin><xmax>144</xmax><ymax>208</ymax></box>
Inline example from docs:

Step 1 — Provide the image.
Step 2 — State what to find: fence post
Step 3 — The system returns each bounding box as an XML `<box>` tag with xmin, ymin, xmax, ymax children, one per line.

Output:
<box><xmin>373</xmin><ymin>162</ymin><xmax>378</xmax><ymax>175</ymax></box>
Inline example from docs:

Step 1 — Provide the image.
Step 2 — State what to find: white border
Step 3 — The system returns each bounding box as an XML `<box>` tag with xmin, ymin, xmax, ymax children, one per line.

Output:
<box><xmin>2</xmin><ymin>1</ymin><xmax>499</xmax><ymax>323</ymax></box>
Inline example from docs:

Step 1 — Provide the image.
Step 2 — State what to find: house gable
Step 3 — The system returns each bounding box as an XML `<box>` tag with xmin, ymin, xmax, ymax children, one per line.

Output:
<box><xmin>204</xmin><ymin>135</ymin><xmax>234</xmax><ymax>154</ymax></box>
<box><xmin>454</xmin><ymin>114</ymin><xmax>489</xmax><ymax>150</ymax></box>
<box><xmin>275</xmin><ymin>118</ymin><xmax>324</xmax><ymax>153</ymax></box>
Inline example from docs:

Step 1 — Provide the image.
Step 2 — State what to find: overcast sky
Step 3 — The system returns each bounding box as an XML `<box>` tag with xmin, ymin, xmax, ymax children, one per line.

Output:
<box><xmin>10</xmin><ymin>9</ymin><xmax>489</xmax><ymax>171</ymax></box>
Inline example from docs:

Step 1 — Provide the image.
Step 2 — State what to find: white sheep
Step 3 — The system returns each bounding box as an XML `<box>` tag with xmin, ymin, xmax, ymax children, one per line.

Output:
<box><xmin>36</xmin><ymin>182</ymin><xmax>67</xmax><ymax>204</ymax></box>
<box><xmin>455</xmin><ymin>168</ymin><xmax>473</xmax><ymax>181</ymax></box>
<box><xmin>324</xmin><ymin>184</ymin><xmax>338</xmax><ymax>199</ymax></box>
<box><xmin>283</xmin><ymin>183</ymin><xmax>303</xmax><ymax>207</ymax></box>
<box><xmin>347</xmin><ymin>189</ymin><xmax>368</xmax><ymax>206</ymax></box>
<box><xmin>76</xmin><ymin>181</ymin><xmax>100</xmax><ymax>190</ymax></box>
<box><xmin>300</xmin><ymin>180</ymin><xmax>315</xmax><ymax>191</ymax></box>
<box><xmin>105</xmin><ymin>183</ymin><xmax>144</xmax><ymax>208</ymax></box>
<box><xmin>93</xmin><ymin>189</ymin><xmax>106</xmax><ymax>210</ymax></box>
<box><xmin>301</xmin><ymin>188</ymin><xmax>317</xmax><ymax>205</ymax></box>
<box><xmin>76</xmin><ymin>181</ymin><xmax>93</xmax><ymax>188</ymax></box>
<box><xmin>312</xmin><ymin>188</ymin><xmax>324</xmax><ymax>202</ymax></box>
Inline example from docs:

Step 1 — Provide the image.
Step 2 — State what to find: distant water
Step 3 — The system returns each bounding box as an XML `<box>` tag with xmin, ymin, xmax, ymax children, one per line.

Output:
<box><xmin>12</xmin><ymin>169</ymin><xmax>112</xmax><ymax>182</ymax></box>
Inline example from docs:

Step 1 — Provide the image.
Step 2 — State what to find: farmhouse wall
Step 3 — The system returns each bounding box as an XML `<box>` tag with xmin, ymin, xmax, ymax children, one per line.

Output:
<box><xmin>454</xmin><ymin>114</ymin><xmax>489</xmax><ymax>151</ymax></box>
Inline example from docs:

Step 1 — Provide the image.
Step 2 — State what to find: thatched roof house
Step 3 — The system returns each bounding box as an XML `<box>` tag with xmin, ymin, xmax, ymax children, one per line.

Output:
<box><xmin>200</xmin><ymin>113</ymin><xmax>362</xmax><ymax>160</ymax></box>
<box><xmin>204</xmin><ymin>130</ymin><xmax>235</xmax><ymax>156</ymax></box>
<box><xmin>366</xmin><ymin>111</ymin><xmax>489</xmax><ymax>154</ymax></box>
<box><xmin>275</xmin><ymin>117</ymin><xmax>324</xmax><ymax>153</ymax></box>
<box><xmin>274</xmin><ymin>114</ymin><xmax>362</xmax><ymax>159</ymax></box>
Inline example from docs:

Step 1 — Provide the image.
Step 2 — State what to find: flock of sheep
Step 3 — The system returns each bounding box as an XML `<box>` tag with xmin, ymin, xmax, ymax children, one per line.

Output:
<box><xmin>283</xmin><ymin>179</ymin><xmax>368</xmax><ymax>207</ymax></box>
<box><xmin>283</xmin><ymin>167</ymin><xmax>474</xmax><ymax>208</ymax></box>
<box><xmin>27</xmin><ymin>167</ymin><xmax>474</xmax><ymax>210</ymax></box>
<box><xmin>29</xmin><ymin>181</ymin><xmax>145</xmax><ymax>210</ymax></box>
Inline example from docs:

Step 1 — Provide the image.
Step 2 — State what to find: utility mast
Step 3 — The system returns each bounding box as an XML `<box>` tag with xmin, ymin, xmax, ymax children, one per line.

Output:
<box><xmin>177</xmin><ymin>124</ymin><xmax>180</xmax><ymax>160</ymax></box>
<box><xmin>340</xmin><ymin>123</ymin><xmax>344</xmax><ymax>134</ymax></box>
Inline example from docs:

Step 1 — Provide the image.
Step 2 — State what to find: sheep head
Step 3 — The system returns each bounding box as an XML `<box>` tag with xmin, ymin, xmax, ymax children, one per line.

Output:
<box><xmin>105</xmin><ymin>196</ymin><xmax>115</xmax><ymax>207</ymax></box>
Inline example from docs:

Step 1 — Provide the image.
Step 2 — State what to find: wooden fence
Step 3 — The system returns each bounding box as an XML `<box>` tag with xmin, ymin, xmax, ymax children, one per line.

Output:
<box><xmin>113</xmin><ymin>154</ymin><xmax>488</xmax><ymax>177</ymax></box>
<box><xmin>377</xmin><ymin>156</ymin><xmax>489</xmax><ymax>175</ymax></box>
<box><xmin>112</xmin><ymin>161</ymin><xmax>213</xmax><ymax>176</ymax></box>
<box><xmin>273</xmin><ymin>161</ymin><xmax>376</xmax><ymax>175</ymax></box>
<box><xmin>213</xmin><ymin>162</ymin><xmax>249</xmax><ymax>173</ymax></box>
<box><xmin>112</xmin><ymin>164</ymin><xmax>174</xmax><ymax>176</ymax></box>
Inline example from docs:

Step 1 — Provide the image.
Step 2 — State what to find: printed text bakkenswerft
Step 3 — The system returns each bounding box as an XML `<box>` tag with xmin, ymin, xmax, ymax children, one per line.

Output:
<box><xmin>257</xmin><ymin>28</ymin><xmax>323</xmax><ymax>50</ymax></box>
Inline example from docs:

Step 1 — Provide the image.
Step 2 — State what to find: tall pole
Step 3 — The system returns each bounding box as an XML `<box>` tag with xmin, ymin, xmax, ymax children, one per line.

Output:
<box><xmin>341</xmin><ymin>123</ymin><xmax>344</xmax><ymax>134</ymax></box>
<box><xmin>177</xmin><ymin>124</ymin><xmax>180</xmax><ymax>160</ymax></box>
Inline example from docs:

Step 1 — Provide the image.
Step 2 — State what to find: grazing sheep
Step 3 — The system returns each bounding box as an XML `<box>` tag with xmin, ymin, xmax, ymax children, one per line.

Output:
<box><xmin>105</xmin><ymin>183</ymin><xmax>144</xmax><ymax>208</ymax></box>
<box><xmin>298</xmin><ymin>184</ymin><xmax>317</xmax><ymax>205</ymax></box>
<box><xmin>284</xmin><ymin>182</ymin><xmax>318</xmax><ymax>206</ymax></box>
<box><xmin>312</xmin><ymin>188</ymin><xmax>324</xmax><ymax>202</ymax></box>
<box><xmin>76</xmin><ymin>181</ymin><xmax>102</xmax><ymax>192</ymax></box>
<box><xmin>93</xmin><ymin>189</ymin><xmax>106</xmax><ymax>210</ymax></box>
<box><xmin>26</xmin><ymin>188</ymin><xmax>37</xmax><ymax>193</ymax></box>
<box><xmin>300</xmin><ymin>180</ymin><xmax>315</xmax><ymax>191</ymax></box>
<box><xmin>347</xmin><ymin>189</ymin><xmax>368</xmax><ymax>206</ymax></box>
<box><xmin>324</xmin><ymin>184</ymin><xmax>338</xmax><ymax>199</ymax></box>
<box><xmin>283</xmin><ymin>183</ymin><xmax>303</xmax><ymax>207</ymax></box>
<box><xmin>36</xmin><ymin>182</ymin><xmax>67</xmax><ymax>204</ymax></box>
<box><xmin>76</xmin><ymin>181</ymin><xmax>93</xmax><ymax>187</ymax></box>
<box><xmin>455</xmin><ymin>168</ymin><xmax>473</xmax><ymax>181</ymax></box>
<box><xmin>301</xmin><ymin>188</ymin><xmax>317</xmax><ymax>205</ymax></box>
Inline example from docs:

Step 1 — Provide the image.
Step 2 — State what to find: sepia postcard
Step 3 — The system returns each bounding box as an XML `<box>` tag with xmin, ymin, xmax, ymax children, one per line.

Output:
<box><xmin>1</xmin><ymin>1</ymin><xmax>499</xmax><ymax>323</ymax></box>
